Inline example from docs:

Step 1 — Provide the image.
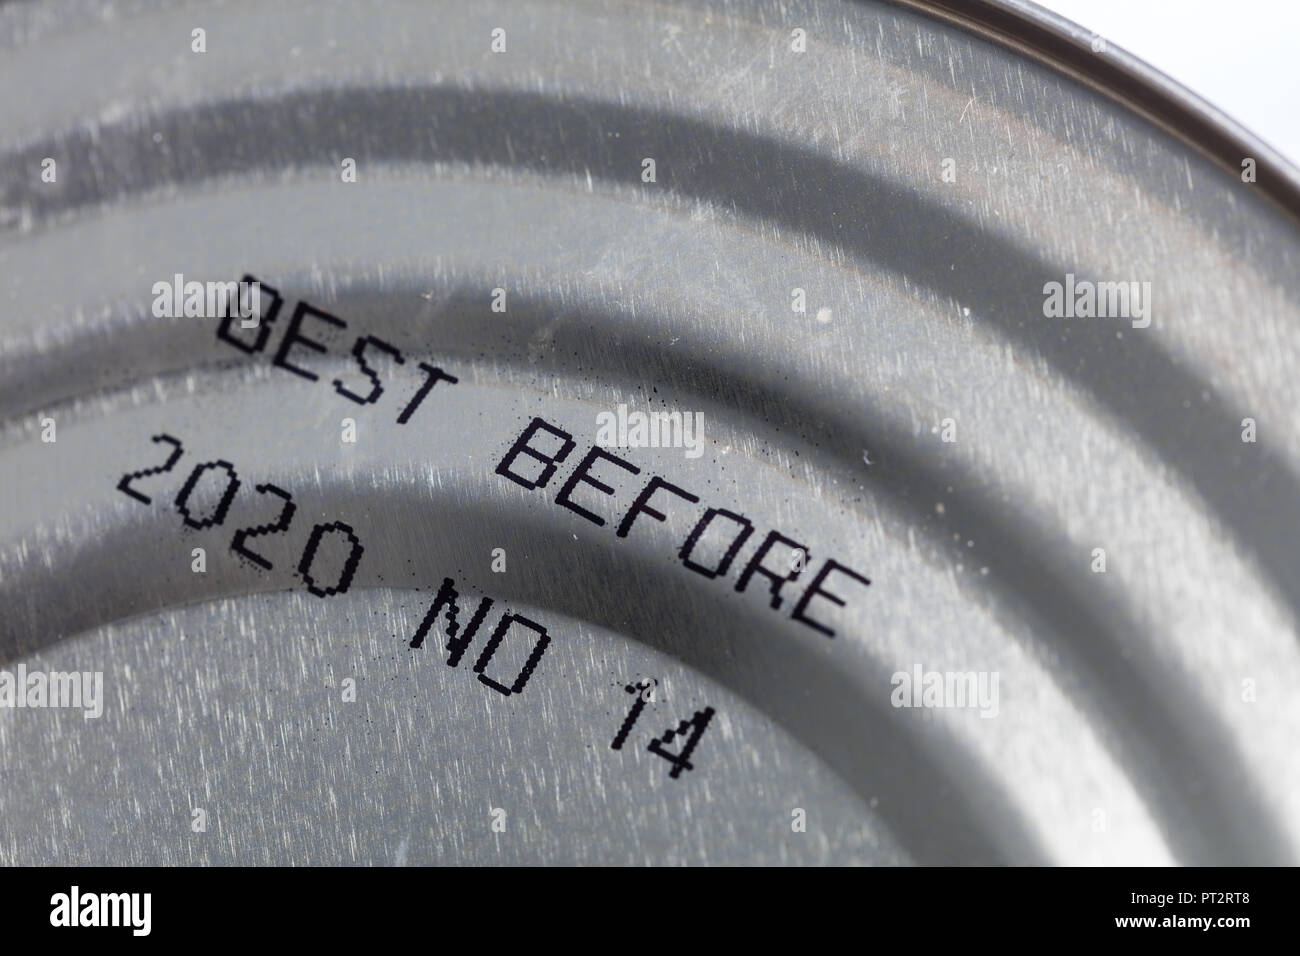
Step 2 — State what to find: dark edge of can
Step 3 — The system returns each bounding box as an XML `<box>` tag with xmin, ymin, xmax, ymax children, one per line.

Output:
<box><xmin>891</xmin><ymin>0</ymin><xmax>1300</xmax><ymax>225</ymax></box>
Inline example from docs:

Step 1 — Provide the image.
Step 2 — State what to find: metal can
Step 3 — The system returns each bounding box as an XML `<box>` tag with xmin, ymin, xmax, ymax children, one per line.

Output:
<box><xmin>1</xmin><ymin>0</ymin><xmax>1298</xmax><ymax>865</ymax></box>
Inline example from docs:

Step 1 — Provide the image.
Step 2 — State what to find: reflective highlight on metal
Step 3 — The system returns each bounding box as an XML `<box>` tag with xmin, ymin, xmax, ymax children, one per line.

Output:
<box><xmin>1</xmin><ymin>0</ymin><xmax>1298</xmax><ymax>865</ymax></box>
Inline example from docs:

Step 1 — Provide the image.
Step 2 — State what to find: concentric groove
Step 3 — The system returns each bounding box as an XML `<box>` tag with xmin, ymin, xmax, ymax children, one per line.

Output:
<box><xmin>5</xmin><ymin>85</ymin><xmax>1300</xmax><ymax>632</ymax></box>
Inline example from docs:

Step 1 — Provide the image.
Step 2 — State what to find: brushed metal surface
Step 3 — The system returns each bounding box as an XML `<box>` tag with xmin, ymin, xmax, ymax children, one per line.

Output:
<box><xmin>1</xmin><ymin>0</ymin><xmax>1299</xmax><ymax>865</ymax></box>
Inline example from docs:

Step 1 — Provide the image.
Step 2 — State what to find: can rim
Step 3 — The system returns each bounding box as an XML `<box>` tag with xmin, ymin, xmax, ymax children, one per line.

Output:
<box><xmin>894</xmin><ymin>0</ymin><xmax>1300</xmax><ymax>223</ymax></box>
